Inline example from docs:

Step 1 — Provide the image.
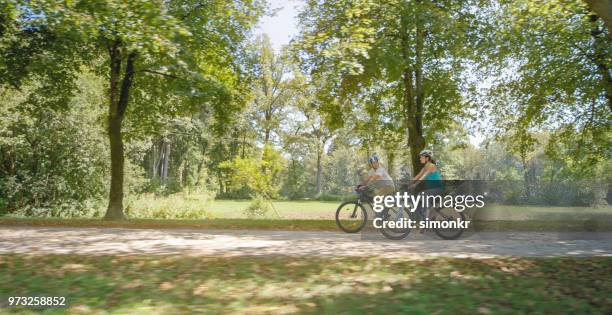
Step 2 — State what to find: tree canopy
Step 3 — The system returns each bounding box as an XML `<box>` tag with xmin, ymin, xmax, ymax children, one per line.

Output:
<box><xmin>0</xmin><ymin>0</ymin><xmax>266</xmax><ymax>218</ymax></box>
<box><xmin>0</xmin><ymin>0</ymin><xmax>610</xmax><ymax>218</ymax></box>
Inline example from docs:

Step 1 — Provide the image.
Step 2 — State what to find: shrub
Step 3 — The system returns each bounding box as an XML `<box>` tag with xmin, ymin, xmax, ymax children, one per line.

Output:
<box><xmin>124</xmin><ymin>192</ymin><xmax>214</xmax><ymax>219</ymax></box>
<box><xmin>220</xmin><ymin>144</ymin><xmax>285</xmax><ymax>200</ymax></box>
<box><xmin>0</xmin><ymin>198</ymin><xmax>7</xmax><ymax>216</ymax></box>
<box><xmin>146</xmin><ymin>178</ymin><xmax>183</xmax><ymax>196</ymax></box>
<box><xmin>243</xmin><ymin>195</ymin><xmax>273</xmax><ymax>218</ymax></box>
<box><xmin>5</xmin><ymin>199</ymin><xmax>105</xmax><ymax>219</ymax></box>
<box><xmin>0</xmin><ymin>76</ymin><xmax>109</xmax><ymax>216</ymax></box>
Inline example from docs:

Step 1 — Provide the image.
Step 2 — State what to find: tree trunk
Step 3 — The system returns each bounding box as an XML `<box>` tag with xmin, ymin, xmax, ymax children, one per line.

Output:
<box><xmin>386</xmin><ymin>150</ymin><xmax>395</xmax><ymax>177</ymax></box>
<box><xmin>521</xmin><ymin>156</ymin><xmax>534</xmax><ymax>200</ymax></box>
<box><xmin>241</xmin><ymin>130</ymin><xmax>246</xmax><ymax>158</ymax></box>
<box><xmin>400</xmin><ymin>9</ymin><xmax>426</xmax><ymax>175</ymax></box>
<box><xmin>217</xmin><ymin>170</ymin><xmax>224</xmax><ymax>193</ymax></box>
<box><xmin>315</xmin><ymin>143</ymin><xmax>322</xmax><ymax>196</ymax></box>
<box><xmin>161</xmin><ymin>140</ymin><xmax>171</xmax><ymax>183</ymax></box>
<box><xmin>412</xmin><ymin>2</ymin><xmax>426</xmax><ymax>173</ymax></box>
<box><xmin>154</xmin><ymin>139</ymin><xmax>164</xmax><ymax>180</ymax></box>
<box><xmin>151</xmin><ymin>140</ymin><xmax>159</xmax><ymax>179</ymax></box>
<box><xmin>589</xmin><ymin>14</ymin><xmax>612</xmax><ymax>112</ymax></box>
<box><xmin>104</xmin><ymin>42</ymin><xmax>136</xmax><ymax>220</ymax></box>
<box><xmin>166</xmin><ymin>143</ymin><xmax>171</xmax><ymax>181</ymax></box>
<box><xmin>585</xmin><ymin>0</ymin><xmax>612</xmax><ymax>32</ymax></box>
<box><xmin>106</xmin><ymin>114</ymin><xmax>125</xmax><ymax>219</ymax></box>
<box><xmin>264</xmin><ymin>128</ymin><xmax>271</xmax><ymax>145</ymax></box>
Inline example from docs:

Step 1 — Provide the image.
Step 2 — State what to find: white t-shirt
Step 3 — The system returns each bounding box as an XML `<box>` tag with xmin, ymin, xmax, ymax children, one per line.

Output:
<box><xmin>369</xmin><ymin>166</ymin><xmax>393</xmax><ymax>182</ymax></box>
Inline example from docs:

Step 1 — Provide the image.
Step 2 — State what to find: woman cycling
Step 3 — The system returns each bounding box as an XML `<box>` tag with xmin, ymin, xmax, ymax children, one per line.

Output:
<box><xmin>409</xmin><ymin>150</ymin><xmax>444</xmax><ymax>220</ymax></box>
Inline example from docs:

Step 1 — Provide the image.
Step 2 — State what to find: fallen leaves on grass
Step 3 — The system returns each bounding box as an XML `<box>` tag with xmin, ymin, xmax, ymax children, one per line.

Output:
<box><xmin>60</xmin><ymin>263</ymin><xmax>89</xmax><ymax>273</ymax></box>
<box><xmin>159</xmin><ymin>282</ymin><xmax>175</xmax><ymax>290</ymax></box>
<box><xmin>1</xmin><ymin>255</ymin><xmax>611</xmax><ymax>314</ymax></box>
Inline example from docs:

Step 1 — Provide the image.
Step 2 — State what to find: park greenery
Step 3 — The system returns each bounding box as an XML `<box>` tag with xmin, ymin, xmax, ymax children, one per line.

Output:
<box><xmin>0</xmin><ymin>0</ymin><xmax>610</xmax><ymax>220</ymax></box>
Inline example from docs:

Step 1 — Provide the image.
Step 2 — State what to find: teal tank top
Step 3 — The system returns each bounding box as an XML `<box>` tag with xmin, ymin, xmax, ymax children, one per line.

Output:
<box><xmin>424</xmin><ymin>170</ymin><xmax>443</xmax><ymax>189</ymax></box>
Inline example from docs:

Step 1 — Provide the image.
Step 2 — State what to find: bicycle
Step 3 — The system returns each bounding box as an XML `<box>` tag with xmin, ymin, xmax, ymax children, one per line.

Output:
<box><xmin>335</xmin><ymin>185</ymin><xmax>467</xmax><ymax>240</ymax></box>
<box><xmin>378</xmin><ymin>204</ymin><xmax>466</xmax><ymax>240</ymax></box>
<box><xmin>335</xmin><ymin>186</ymin><xmax>371</xmax><ymax>233</ymax></box>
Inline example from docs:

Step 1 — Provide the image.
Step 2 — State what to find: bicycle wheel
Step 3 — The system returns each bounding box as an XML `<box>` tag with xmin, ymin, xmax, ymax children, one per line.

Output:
<box><xmin>335</xmin><ymin>201</ymin><xmax>368</xmax><ymax>233</ymax></box>
<box><xmin>379</xmin><ymin>207</ymin><xmax>412</xmax><ymax>240</ymax></box>
<box><xmin>432</xmin><ymin>207</ymin><xmax>466</xmax><ymax>240</ymax></box>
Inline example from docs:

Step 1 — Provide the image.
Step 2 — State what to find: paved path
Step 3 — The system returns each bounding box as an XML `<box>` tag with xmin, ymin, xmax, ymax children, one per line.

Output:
<box><xmin>1</xmin><ymin>227</ymin><xmax>611</xmax><ymax>258</ymax></box>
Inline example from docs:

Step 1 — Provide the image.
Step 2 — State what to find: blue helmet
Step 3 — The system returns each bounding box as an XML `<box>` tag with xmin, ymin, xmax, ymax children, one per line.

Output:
<box><xmin>368</xmin><ymin>154</ymin><xmax>380</xmax><ymax>164</ymax></box>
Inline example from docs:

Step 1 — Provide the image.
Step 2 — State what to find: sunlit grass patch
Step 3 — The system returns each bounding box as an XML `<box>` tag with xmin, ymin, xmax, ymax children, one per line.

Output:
<box><xmin>1</xmin><ymin>255</ymin><xmax>611</xmax><ymax>314</ymax></box>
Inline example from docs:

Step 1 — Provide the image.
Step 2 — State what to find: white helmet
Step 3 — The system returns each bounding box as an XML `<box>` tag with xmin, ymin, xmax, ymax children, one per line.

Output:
<box><xmin>419</xmin><ymin>150</ymin><xmax>433</xmax><ymax>158</ymax></box>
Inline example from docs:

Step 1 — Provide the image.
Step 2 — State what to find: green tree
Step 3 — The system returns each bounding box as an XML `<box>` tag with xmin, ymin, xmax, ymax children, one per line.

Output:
<box><xmin>220</xmin><ymin>144</ymin><xmax>285</xmax><ymax>215</ymax></box>
<box><xmin>289</xmin><ymin>75</ymin><xmax>337</xmax><ymax>196</ymax></box>
<box><xmin>0</xmin><ymin>0</ymin><xmax>264</xmax><ymax>219</ymax></box>
<box><xmin>296</xmin><ymin>0</ymin><xmax>494</xmax><ymax>173</ymax></box>
<box><xmin>0</xmin><ymin>73</ymin><xmax>109</xmax><ymax>215</ymax></box>
<box><xmin>489</xmin><ymin>0</ymin><xmax>611</xmax><ymax>170</ymax></box>
<box><xmin>247</xmin><ymin>34</ymin><xmax>295</xmax><ymax>145</ymax></box>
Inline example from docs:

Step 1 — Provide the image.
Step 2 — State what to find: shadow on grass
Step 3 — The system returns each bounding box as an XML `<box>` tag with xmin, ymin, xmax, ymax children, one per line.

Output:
<box><xmin>1</xmin><ymin>255</ymin><xmax>611</xmax><ymax>314</ymax></box>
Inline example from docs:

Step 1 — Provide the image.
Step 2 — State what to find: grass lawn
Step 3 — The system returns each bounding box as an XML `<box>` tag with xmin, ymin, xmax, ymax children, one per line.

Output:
<box><xmin>204</xmin><ymin>200</ymin><xmax>339</xmax><ymax>219</ymax></box>
<box><xmin>2</xmin><ymin>196</ymin><xmax>610</xmax><ymax>231</ymax></box>
<box><xmin>0</xmin><ymin>255</ymin><xmax>611</xmax><ymax>314</ymax></box>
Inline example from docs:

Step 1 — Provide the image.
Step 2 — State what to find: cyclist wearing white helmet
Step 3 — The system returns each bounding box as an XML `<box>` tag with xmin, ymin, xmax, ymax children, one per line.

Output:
<box><xmin>409</xmin><ymin>149</ymin><xmax>442</xmax><ymax>189</ymax></box>
<box><xmin>358</xmin><ymin>154</ymin><xmax>395</xmax><ymax>197</ymax></box>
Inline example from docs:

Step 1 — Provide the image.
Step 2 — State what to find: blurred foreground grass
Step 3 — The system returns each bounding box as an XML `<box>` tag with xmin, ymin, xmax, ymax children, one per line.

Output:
<box><xmin>0</xmin><ymin>255</ymin><xmax>611</xmax><ymax>314</ymax></box>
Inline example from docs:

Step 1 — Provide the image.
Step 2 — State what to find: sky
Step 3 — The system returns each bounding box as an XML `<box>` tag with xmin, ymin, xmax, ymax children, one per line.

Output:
<box><xmin>254</xmin><ymin>0</ymin><xmax>302</xmax><ymax>51</ymax></box>
<box><xmin>253</xmin><ymin>0</ymin><xmax>485</xmax><ymax>146</ymax></box>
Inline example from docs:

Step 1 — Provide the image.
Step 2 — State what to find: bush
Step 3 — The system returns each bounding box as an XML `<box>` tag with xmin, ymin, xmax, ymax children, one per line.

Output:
<box><xmin>220</xmin><ymin>144</ymin><xmax>285</xmax><ymax>200</ymax></box>
<box><xmin>145</xmin><ymin>178</ymin><xmax>183</xmax><ymax>196</ymax></box>
<box><xmin>485</xmin><ymin>180</ymin><xmax>607</xmax><ymax>207</ymax></box>
<box><xmin>243</xmin><ymin>195</ymin><xmax>273</xmax><ymax>218</ymax></box>
<box><xmin>5</xmin><ymin>199</ymin><xmax>105</xmax><ymax>219</ymax></box>
<box><xmin>125</xmin><ymin>192</ymin><xmax>214</xmax><ymax>219</ymax></box>
<box><xmin>0</xmin><ymin>198</ymin><xmax>7</xmax><ymax>216</ymax></box>
<box><xmin>0</xmin><ymin>76</ymin><xmax>109</xmax><ymax>216</ymax></box>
